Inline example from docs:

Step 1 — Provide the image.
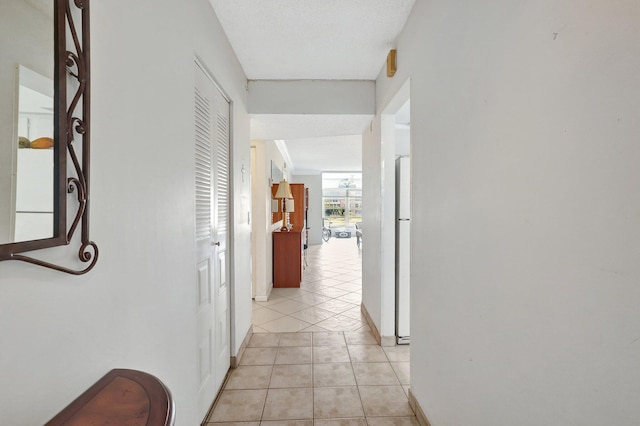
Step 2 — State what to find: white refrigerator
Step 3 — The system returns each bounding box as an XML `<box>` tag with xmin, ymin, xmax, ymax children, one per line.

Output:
<box><xmin>396</xmin><ymin>156</ymin><xmax>411</xmax><ymax>344</ymax></box>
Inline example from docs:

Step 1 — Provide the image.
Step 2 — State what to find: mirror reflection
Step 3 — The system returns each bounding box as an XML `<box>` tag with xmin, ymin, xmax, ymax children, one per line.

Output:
<box><xmin>15</xmin><ymin>66</ymin><xmax>54</xmax><ymax>242</ymax></box>
<box><xmin>0</xmin><ymin>0</ymin><xmax>54</xmax><ymax>244</ymax></box>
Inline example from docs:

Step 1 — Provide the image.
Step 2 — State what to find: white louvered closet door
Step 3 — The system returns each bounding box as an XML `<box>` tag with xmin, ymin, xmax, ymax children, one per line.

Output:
<box><xmin>195</xmin><ymin>61</ymin><xmax>231</xmax><ymax>422</ymax></box>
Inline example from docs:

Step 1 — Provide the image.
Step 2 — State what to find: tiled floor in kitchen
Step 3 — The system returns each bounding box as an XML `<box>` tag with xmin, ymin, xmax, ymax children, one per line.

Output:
<box><xmin>205</xmin><ymin>237</ymin><xmax>416</xmax><ymax>426</ymax></box>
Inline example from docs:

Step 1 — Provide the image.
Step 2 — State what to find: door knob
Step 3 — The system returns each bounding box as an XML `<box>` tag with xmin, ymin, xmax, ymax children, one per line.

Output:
<box><xmin>213</xmin><ymin>241</ymin><xmax>221</xmax><ymax>246</ymax></box>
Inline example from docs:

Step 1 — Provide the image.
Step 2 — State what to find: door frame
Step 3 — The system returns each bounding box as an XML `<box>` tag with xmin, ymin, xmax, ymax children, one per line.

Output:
<box><xmin>378</xmin><ymin>78</ymin><xmax>411</xmax><ymax>343</ymax></box>
<box><xmin>194</xmin><ymin>55</ymin><xmax>235</xmax><ymax>422</ymax></box>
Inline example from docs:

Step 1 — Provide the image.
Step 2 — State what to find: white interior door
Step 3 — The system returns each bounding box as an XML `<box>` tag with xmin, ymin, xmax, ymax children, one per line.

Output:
<box><xmin>195</xmin><ymin>61</ymin><xmax>231</xmax><ymax>421</ymax></box>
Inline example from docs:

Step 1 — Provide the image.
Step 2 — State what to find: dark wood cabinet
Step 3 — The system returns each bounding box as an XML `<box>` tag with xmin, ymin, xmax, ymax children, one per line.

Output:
<box><xmin>273</xmin><ymin>226</ymin><xmax>304</xmax><ymax>287</ymax></box>
<box><xmin>272</xmin><ymin>183</ymin><xmax>307</xmax><ymax>229</ymax></box>
<box><xmin>288</xmin><ymin>183</ymin><xmax>306</xmax><ymax>229</ymax></box>
<box><xmin>273</xmin><ymin>183</ymin><xmax>308</xmax><ymax>288</ymax></box>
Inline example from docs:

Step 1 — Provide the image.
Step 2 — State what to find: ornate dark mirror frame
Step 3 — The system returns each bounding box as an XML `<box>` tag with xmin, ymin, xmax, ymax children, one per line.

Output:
<box><xmin>0</xmin><ymin>0</ymin><xmax>98</xmax><ymax>275</ymax></box>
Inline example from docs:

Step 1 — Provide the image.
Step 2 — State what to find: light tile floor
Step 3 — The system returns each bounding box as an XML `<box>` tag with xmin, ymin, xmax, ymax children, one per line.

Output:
<box><xmin>206</xmin><ymin>237</ymin><xmax>414</xmax><ymax>426</ymax></box>
<box><xmin>253</xmin><ymin>238</ymin><xmax>366</xmax><ymax>334</ymax></box>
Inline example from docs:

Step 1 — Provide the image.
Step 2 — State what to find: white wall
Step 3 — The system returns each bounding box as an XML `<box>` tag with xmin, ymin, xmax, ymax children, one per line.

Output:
<box><xmin>248</xmin><ymin>80</ymin><xmax>375</xmax><ymax>115</ymax></box>
<box><xmin>0</xmin><ymin>0</ymin><xmax>251</xmax><ymax>424</ymax></box>
<box><xmin>251</xmin><ymin>144</ymin><xmax>262</xmax><ymax>298</ymax></box>
<box><xmin>374</xmin><ymin>0</ymin><xmax>640</xmax><ymax>424</ymax></box>
<box><xmin>292</xmin><ymin>174</ymin><xmax>322</xmax><ymax>246</ymax></box>
<box><xmin>380</xmin><ymin>114</ymin><xmax>398</xmax><ymax>339</ymax></box>
<box><xmin>362</xmin><ymin>106</ymin><xmax>406</xmax><ymax>341</ymax></box>
<box><xmin>361</xmin><ymin>119</ymin><xmax>383</xmax><ymax>332</ymax></box>
<box><xmin>251</xmin><ymin>139</ymin><xmax>288</xmax><ymax>300</ymax></box>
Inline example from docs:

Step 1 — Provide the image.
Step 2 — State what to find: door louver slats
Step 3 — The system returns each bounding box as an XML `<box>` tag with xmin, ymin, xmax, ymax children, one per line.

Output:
<box><xmin>215</xmin><ymin>111</ymin><xmax>229</xmax><ymax>235</ymax></box>
<box><xmin>195</xmin><ymin>88</ymin><xmax>212</xmax><ymax>241</ymax></box>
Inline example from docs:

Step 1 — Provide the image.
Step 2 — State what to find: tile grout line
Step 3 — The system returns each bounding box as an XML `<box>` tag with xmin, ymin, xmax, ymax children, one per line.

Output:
<box><xmin>230</xmin><ymin>241</ymin><xmax>414</xmax><ymax>423</ymax></box>
<box><xmin>311</xmin><ymin>342</ymin><xmax>315</xmax><ymax>421</ymax></box>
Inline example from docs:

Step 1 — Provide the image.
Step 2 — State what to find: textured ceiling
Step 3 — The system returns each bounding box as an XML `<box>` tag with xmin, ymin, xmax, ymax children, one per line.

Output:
<box><xmin>210</xmin><ymin>0</ymin><xmax>416</xmax><ymax>80</ymax></box>
<box><xmin>251</xmin><ymin>114</ymin><xmax>369</xmax><ymax>174</ymax></box>
<box><xmin>284</xmin><ymin>135</ymin><xmax>363</xmax><ymax>174</ymax></box>
<box><xmin>211</xmin><ymin>0</ymin><xmax>414</xmax><ymax>172</ymax></box>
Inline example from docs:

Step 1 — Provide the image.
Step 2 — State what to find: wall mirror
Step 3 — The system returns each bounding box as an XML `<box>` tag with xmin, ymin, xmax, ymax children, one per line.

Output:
<box><xmin>0</xmin><ymin>0</ymin><xmax>97</xmax><ymax>274</ymax></box>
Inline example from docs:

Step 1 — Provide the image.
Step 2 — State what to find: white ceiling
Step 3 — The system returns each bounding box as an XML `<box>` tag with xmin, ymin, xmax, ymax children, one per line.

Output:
<box><xmin>251</xmin><ymin>114</ymin><xmax>371</xmax><ymax>174</ymax></box>
<box><xmin>210</xmin><ymin>0</ymin><xmax>415</xmax><ymax>173</ymax></box>
<box><xmin>284</xmin><ymin>135</ymin><xmax>363</xmax><ymax>174</ymax></box>
<box><xmin>210</xmin><ymin>0</ymin><xmax>416</xmax><ymax>80</ymax></box>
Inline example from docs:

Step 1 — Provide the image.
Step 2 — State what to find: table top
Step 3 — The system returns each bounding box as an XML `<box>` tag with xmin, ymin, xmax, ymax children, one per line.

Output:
<box><xmin>45</xmin><ymin>369</ymin><xmax>174</xmax><ymax>426</ymax></box>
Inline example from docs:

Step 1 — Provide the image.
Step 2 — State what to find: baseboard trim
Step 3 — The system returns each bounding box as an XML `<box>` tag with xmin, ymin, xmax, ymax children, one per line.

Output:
<box><xmin>408</xmin><ymin>388</ymin><xmax>432</xmax><ymax>426</ymax></box>
<box><xmin>230</xmin><ymin>324</ymin><xmax>253</xmax><ymax>368</ymax></box>
<box><xmin>200</xmin><ymin>368</ymin><xmax>233</xmax><ymax>426</ymax></box>
<box><xmin>201</xmin><ymin>326</ymin><xmax>253</xmax><ymax>424</ymax></box>
<box><xmin>254</xmin><ymin>284</ymin><xmax>273</xmax><ymax>302</ymax></box>
<box><xmin>360</xmin><ymin>303</ymin><xmax>396</xmax><ymax>347</ymax></box>
<box><xmin>360</xmin><ymin>303</ymin><xmax>381</xmax><ymax>345</ymax></box>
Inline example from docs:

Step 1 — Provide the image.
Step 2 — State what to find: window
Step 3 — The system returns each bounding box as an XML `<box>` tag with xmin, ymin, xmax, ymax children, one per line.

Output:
<box><xmin>322</xmin><ymin>173</ymin><xmax>362</xmax><ymax>227</ymax></box>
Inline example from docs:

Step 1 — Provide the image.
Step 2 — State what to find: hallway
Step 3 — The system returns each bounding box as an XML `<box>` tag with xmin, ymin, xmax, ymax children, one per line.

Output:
<box><xmin>205</xmin><ymin>238</ymin><xmax>414</xmax><ymax>425</ymax></box>
<box><xmin>254</xmin><ymin>237</ymin><xmax>366</xmax><ymax>333</ymax></box>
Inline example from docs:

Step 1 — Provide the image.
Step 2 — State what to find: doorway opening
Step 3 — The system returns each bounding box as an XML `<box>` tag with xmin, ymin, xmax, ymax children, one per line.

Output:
<box><xmin>321</xmin><ymin>172</ymin><xmax>362</xmax><ymax>239</ymax></box>
<box><xmin>380</xmin><ymin>79</ymin><xmax>411</xmax><ymax>345</ymax></box>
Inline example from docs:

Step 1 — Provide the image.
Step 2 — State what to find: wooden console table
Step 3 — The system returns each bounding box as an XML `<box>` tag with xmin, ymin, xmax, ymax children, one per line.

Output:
<box><xmin>45</xmin><ymin>369</ymin><xmax>174</xmax><ymax>426</ymax></box>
